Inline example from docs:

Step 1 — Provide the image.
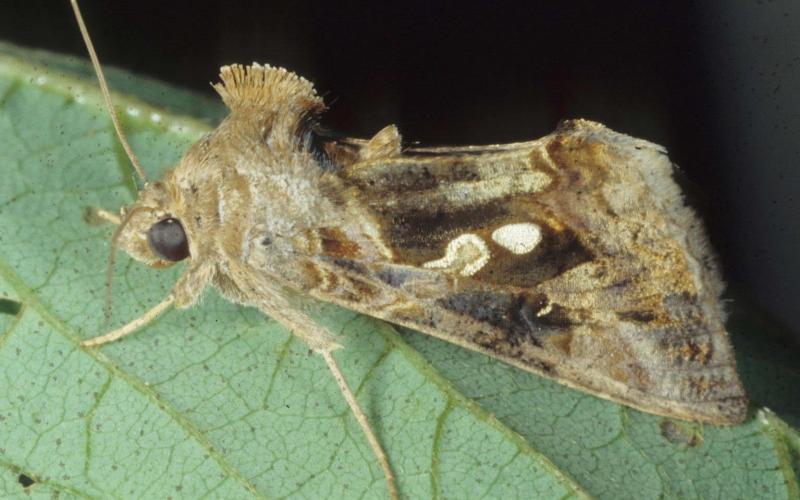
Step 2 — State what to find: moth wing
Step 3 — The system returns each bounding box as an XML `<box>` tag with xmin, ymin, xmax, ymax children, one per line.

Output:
<box><xmin>302</xmin><ymin>119</ymin><xmax>746</xmax><ymax>425</ymax></box>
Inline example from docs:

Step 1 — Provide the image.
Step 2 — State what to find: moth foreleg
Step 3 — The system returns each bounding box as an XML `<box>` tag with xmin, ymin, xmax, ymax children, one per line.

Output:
<box><xmin>83</xmin><ymin>264</ymin><xmax>213</xmax><ymax>347</ymax></box>
<box><xmin>84</xmin><ymin>206</ymin><xmax>121</xmax><ymax>226</ymax></box>
<box><xmin>81</xmin><ymin>294</ymin><xmax>175</xmax><ymax>347</ymax></box>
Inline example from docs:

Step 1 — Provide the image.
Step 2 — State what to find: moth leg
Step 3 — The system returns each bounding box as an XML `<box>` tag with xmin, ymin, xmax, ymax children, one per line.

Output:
<box><xmin>172</xmin><ymin>263</ymin><xmax>215</xmax><ymax>308</ymax></box>
<box><xmin>81</xmin><ymin>294</ymin><xmax>175</xmax><ymax>347</ymax></box>
<box><xmin>83</xmin><ymin>264</ymin><xmax>213</xmax><ymax>347</ymax></box>
<box><xmin>320</xmin><ymin>349</ymin><xmax>398</xmax><ymax>500</ymax></box>
<box><xmin>263</xmin><ymin>293</ymin><xmax>398</xmax><ymax>500</ymax></box>
<box><xmin>84</xmin><ymin>206</ymin><xmax>121</xmax><ymax>226</ymax></box>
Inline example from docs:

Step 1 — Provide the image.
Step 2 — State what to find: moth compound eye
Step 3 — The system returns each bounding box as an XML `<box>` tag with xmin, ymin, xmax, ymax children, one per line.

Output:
<box><xmin>147</xmin><ymin>218</ymin><xmax>190</xmax><ymax>261</ymax></box>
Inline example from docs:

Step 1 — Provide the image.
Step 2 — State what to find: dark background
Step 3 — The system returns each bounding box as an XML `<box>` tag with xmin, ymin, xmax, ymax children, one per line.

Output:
<box><xmin>2</xmin><ymin>0</ymin><xmax>798</xmax><ymax>342</ymax></box>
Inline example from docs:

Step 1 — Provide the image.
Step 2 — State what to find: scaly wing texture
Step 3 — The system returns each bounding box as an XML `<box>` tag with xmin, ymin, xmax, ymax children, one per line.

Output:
<box><xmin>301</xmin><ymin>120</ymin><xmax>746</xmax><ymax>424</ymax></box>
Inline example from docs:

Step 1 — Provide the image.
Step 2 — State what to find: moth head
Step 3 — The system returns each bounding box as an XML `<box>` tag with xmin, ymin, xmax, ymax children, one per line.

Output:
<box><xmin>114</xmin><ymin>179</ymin><xmax>190</xmax><ymax>268</ymax></box>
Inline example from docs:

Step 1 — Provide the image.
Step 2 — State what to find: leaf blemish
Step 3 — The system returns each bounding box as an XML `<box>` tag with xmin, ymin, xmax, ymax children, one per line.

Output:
<box><xmin>659</xmin><ymin>419</ymin><xmax>703</xmax><ymax>447</ymax></box>
<box><xmin>18</xmin><ymin>473</ymin><xmax>34</xmax><ymax>488</ymax></box>
<box><xmin>0</xmin><ymin>298</ymin><xmax>22</xmax><ymax>316</ymax></box>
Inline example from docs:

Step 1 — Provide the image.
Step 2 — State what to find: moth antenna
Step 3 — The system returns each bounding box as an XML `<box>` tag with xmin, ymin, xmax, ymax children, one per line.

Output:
<box><xmin>70</xmin><ymin>0</ymin><xmax>148</xmax><ymax>184</ymax></box>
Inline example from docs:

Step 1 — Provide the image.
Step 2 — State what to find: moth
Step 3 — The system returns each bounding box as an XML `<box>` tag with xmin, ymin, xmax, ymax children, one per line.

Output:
<box><xmin>70</xmin><ymin>2</ymin><xmax>746</xmax><ymax>498</ymax></box>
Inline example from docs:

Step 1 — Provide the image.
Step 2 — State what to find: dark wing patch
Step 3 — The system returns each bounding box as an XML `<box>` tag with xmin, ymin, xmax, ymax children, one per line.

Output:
<box><xmin>383</xmin><ymin>200</ymin><xmax>508</xmax><ymax>262</ymax></box>
<box><xmin>338</xmin><ymin>138</ymin><xmax>599</xmax><ymax>289</ymax></box>
<box><xmin>435</xmin><ymin>290</ymin><xmax>582</xmax><ymax>349</ymax></box>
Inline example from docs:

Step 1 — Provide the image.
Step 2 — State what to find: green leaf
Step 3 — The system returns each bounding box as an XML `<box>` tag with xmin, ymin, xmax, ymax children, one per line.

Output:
<box><xmin>0</xmin><ymin>42</ymin><xmax>797</xmax><ymax>499</ymax></box>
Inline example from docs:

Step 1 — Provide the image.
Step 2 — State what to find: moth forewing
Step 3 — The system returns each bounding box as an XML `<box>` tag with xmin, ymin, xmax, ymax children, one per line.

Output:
<box><xmin>307</xmin><ymin>119</ymin><xmax>747</xmax><ymax>425</ymax></box>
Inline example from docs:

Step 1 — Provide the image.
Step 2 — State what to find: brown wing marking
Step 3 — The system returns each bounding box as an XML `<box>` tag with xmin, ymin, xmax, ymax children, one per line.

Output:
<box><xmin>297</xmin><ymin>120</ymin><xmax>747</xmax><ymax>424</ymax></box>
<box><xmin>300</xmin><ymin>255</ymin><xmax>746</xmax><ymax>425</ymax></box>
